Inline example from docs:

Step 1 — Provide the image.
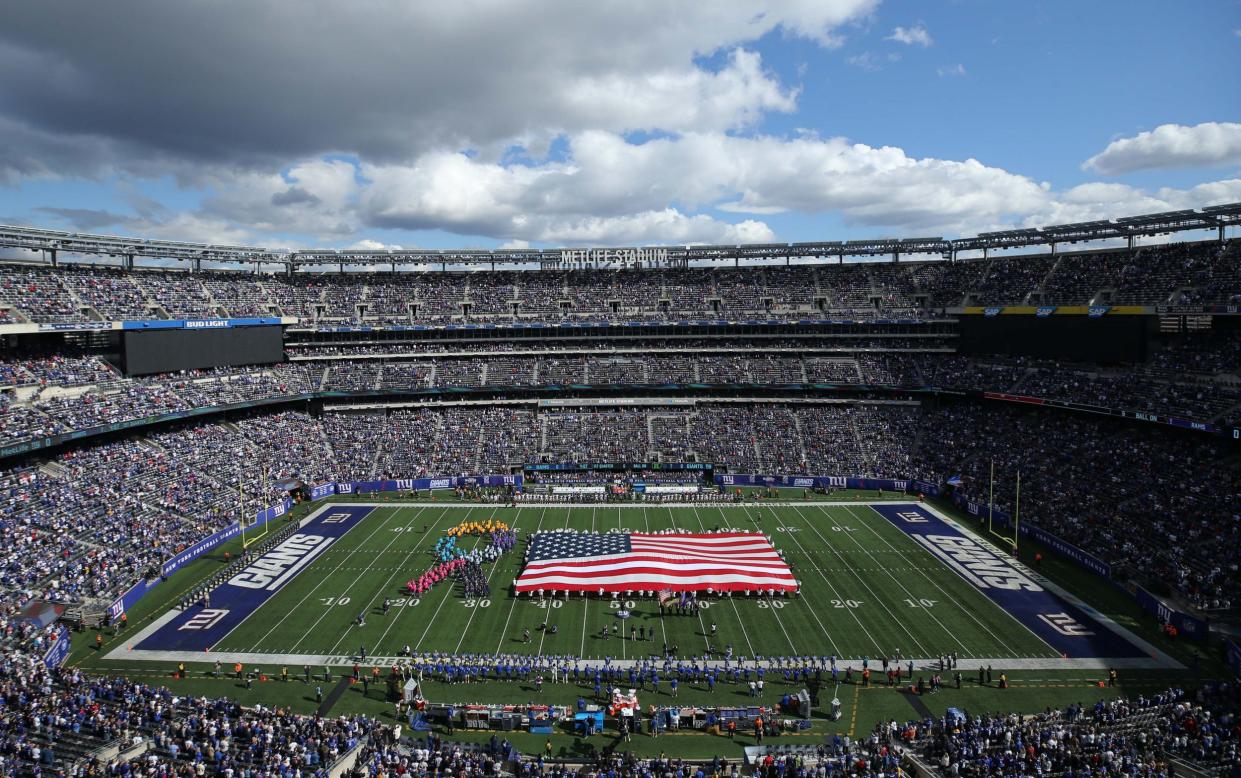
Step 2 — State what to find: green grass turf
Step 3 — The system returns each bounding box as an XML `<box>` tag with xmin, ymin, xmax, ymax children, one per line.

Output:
<box><xmin>67</xmin><ymin>495</ymin><xmax>1232</xmax><ymax>759</ymax></box>
<box><xmin>206</xmin><ymin>502</ymin><xmax>1054</xmax><ymax>660</ymax></box>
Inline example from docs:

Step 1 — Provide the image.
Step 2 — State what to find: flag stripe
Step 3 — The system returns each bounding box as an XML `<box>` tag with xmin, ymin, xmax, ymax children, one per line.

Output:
<box><xmin>516</xmin><ymin>531</ymin><xmax>796</xmax><ymax>593</ymax></box>
<box><xmin>523</xmin><ymin>552</ymin><xmax>784</xmax><ymax>568</ymax></box>
<box><xmin>522</xmin><ymin>561</ymin><xmax>795</xmax><ymax>577</ymax></box>
<box><xmin>516</xmin><ymin>573</ymin><xmax>797</xmax><ymax>589</ymax></box>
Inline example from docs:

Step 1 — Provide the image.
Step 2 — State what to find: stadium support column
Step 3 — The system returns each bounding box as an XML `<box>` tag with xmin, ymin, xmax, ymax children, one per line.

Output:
<box><xmin>124</xmin><ymin>253</ymin><xmax>134</xmax><ymax>270</ymax></box>
<box><xmin>193</xmin><ymin>257</ymin><xmax>201</xmax><ymax>272</ymax></box>
<box><xmin>47</xmin><ymin>248</ymin><xmax>57</xmax><ymax>267</ymax></box>
<box><xmin>893</xmin><ymin>247</ymin><xmax>900</xmax><ymax>263</ymax></box>
<box><xmin>1127</xmin><ymin>234</ymin><xmax>1135</xmax><ymax>250</ymax></box>
<box><xmin>1221</xmin><ymin>224</ymin><xmax>1227</xmax><ymax>243</ymax></box>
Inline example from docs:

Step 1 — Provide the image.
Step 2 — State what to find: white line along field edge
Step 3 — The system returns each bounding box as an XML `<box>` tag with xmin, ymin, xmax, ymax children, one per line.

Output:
<box><xmin>105</xmin><ymin>500</ymin><xmax>1183</xmax><ymax>670</ymax></box>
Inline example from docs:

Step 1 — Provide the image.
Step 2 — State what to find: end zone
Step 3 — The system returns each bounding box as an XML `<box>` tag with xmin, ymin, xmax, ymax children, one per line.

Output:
<box><xmin>118</xmin><ymin>504</ymin><xmax>376</xmax><ymax>656</ymax></box>
<box><xmin>873</xmin><ymin>502</ymin><xmax>1180</xmax><ymax>669</ymax></box>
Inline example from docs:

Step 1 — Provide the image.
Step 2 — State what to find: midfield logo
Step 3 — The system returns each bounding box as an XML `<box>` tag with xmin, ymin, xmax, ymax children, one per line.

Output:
<box><xmin>178</xmin><ymin>609</ymin><xmax>230</xmax><ymax>631</ymax></box>
<box><xmin>1037</xmin><ymin>612</ymin><xmax>1094</xmax><ymax>636</ymax></box>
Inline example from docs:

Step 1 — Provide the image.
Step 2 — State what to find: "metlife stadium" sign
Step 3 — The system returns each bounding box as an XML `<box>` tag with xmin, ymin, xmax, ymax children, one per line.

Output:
<box><xmin>559</xmin><ymin>248</ymin><xmax>669</xmax><ymax>265</ymax></box>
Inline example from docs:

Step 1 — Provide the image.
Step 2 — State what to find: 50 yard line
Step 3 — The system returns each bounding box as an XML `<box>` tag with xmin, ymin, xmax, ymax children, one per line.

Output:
<box><xmin>578</xmin><ymin>506</ymin><xmax>596</xmax><ymax>658</ymax></box>
<box><xmin>495</xmin><ymin>507</ymin><xmax>547</xmax><ymax>655</ymax></box>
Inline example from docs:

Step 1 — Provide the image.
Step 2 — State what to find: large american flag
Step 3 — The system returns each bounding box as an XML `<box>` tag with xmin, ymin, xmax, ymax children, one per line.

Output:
<box><xmin>515</xmin><ymin>532</ymin><xmax>796</xmax><ymax>594</ymax></box>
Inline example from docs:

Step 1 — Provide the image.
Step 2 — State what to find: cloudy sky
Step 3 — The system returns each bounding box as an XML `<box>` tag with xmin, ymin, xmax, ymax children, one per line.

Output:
<box><xmin>0</xmin><ymin>0</ymin><xmax>1238</xmax><ymax>251</ymax></box>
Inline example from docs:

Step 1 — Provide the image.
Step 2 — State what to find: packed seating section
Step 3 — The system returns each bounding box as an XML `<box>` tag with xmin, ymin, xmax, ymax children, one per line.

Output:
<box><xmin>0</xmin><ymin>240</ymin><xmax>1237</xmax><ymax>324</ymax></box>
<box><xmin>1</xmin><ymin>390</ymin><xmax>1238</xmax><ymax>614</ymax></box>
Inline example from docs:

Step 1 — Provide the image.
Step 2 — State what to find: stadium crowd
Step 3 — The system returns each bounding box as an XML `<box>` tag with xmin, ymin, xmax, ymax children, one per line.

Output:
<box><xmin>0</xmin><ymin>639</ymin><xmax>1236</xmax><ymax>777</ymax></box>
<box><xmin>0</xmin><ymin>237</ymin><xmax>1238</xmax><ymax>775</ymax></box>
<box><xmin>0</xmin><ymin>653</ymin><xmax>379</xmax><ymax>776</ymax></box>
<box><xmin>912</xmin><ymin>683</ymin><xmax>1239</xmax><ymax>776</ymax></box>
<box><xmin>0</xmin><ymin>240</ymin><xmax>1237</xmax><ymax>324</ymax></box>
<box><xmin>2</xmin><ymin>391</ymin><xmax>1238</xmax><ymax>616</ymax></box>
<box><xmin>5</xmin><ymin>325</ymin><xmax>1239</xmax><ymax>454</ymax></box>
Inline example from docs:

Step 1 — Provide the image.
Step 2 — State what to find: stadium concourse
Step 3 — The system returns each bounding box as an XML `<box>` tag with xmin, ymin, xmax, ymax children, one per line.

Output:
<box><xmin>0</xmin><ymin>217</ymin><xmax>1239</xmax><ymax>775</ymax></box>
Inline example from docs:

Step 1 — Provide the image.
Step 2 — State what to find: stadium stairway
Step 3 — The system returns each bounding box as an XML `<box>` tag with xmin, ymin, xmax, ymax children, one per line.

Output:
<box><xmin>37</xmin><ymin>460</ymin><xmax>69</xmax><ymax>479</ymax></box>
<box><xmin>1166</xmin><ymin>755</ymin><xmax>1218</xmax><ymax>778</ymax></box>
<box><xmin>791</xmin><ymin>411</ymin><xmax>809</xmax><ymax>467</ymax></box>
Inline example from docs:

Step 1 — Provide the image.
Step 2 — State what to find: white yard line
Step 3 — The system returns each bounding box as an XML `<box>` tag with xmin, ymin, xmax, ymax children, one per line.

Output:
<box><xmin>701</xmin><ymin>505</ymin><xmax>797</xmax><ymax>655</ymax></box>
<box><xmin>642</xmin><ymin>505</ymin><xmax>670</xmax><ymax>651</ymax></box>
<box><xmin>291</xmin><ymin>507</ymin><xmax>432</xmax><ymax>654</ymax></box>
<box><xmin>244</xmin><ymin>506</ymin><xmax>397</xmax><ymax>653</ymax></box>
<box><xmin>323</xmin><ymin>505</ymin><xmax>439</xmax><ymax>657</ymax></box>
<box><xmin>788</xmin><ymin>503</ymin><xmax>930</xmax><ymax>657</ymax></box>
<box><xmin>370</xmin><ymin>507</ymin><xmax>455</xmax><ymax>652</ymax></box>
<box><xmin>579</xmin><ymin>507</ymin><xmax>597</xmax><ymax>657</ymax></box>
<box><xmin>412</xmin><ymin>507</ymin><xmax>486</xmax><ymax>651</ymax></box>
<box><xmin>451</xmin><ymin>506</ymin><xmax>523</xmax><ymax>655</ymax></box>
<box><xmin>449</xmin><ymin>507</ymin><xmax>526</xmax><ymax>655</ymax></box>
<box><xmin>495</xmin><ymin>507</ymin><xmax>547</xmax><ymax>655</ymax></box>
<box><xmin>686</xmin><ymin>505</ymin><xmax>755</xmax><ymax>656</ymax></box>
<box><xmin>827</xmin><ymin>504</ymin><xmax>970</xmax><ymax>655</ymax></box>
<box><xmin>846</xmin><ymin>504</ymin><xmax>1022</xmax><ymax>658</ymax></box>
<box><xmin>726</xmin><ymin>504</ymin><xmax>843</xmax><ymax>657</ymax></box>
<box><xmin>536</xmin><ymin>508</ymin><xmax>574</xmax><ymax>658</ymax></box>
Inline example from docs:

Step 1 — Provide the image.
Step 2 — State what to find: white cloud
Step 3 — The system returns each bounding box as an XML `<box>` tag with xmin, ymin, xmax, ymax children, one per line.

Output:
<box><xmin>0</xmin><ymin>0</ymin><xmax>878</xmax><ymax>178</ymax></box>
<box><xmin>886</xmin><ymin>24</ymin><xmax>932</xmax><ymax>46</ymax></box>
<box><xmin>936</xmin><ymin>64</ymin><xmax>966</xmax><ymax>77</ymax></box>
<box><xmin>1083</xmin><ymin>121</ymin><xmax>1241</xmax><ymax>175</ymax></box>
<box><xmin>348</xmin><ymin>239</ymin><xmax>404</xmax><ymax>251</ymax></box>
<box><xmin>179</xmin><ymin>129</ymin><xmax>1239</xmax><ymax>245</ymax></box>
<box><xmin>846</xmin><ymin>52</ymin><xmax>883</xmax><ymax>71</ymax></box>
<box><xmin>200</xmin><ymin>159</ymin><xmax>363</xmax><ymax>237</ymax></box>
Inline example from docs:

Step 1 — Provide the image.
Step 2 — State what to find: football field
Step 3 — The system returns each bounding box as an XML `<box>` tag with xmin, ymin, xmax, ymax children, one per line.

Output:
<box><xmin>115</xmin><ymin>499</ymin><xmax>1171</xmax><ymax>669</ymax></box>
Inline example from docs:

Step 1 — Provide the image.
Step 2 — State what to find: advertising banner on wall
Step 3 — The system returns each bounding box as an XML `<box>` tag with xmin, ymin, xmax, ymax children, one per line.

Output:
<box><xmin>43</xmin><ymin>626</ymin><xmax>71</xmax><ymax>669</ymax></box>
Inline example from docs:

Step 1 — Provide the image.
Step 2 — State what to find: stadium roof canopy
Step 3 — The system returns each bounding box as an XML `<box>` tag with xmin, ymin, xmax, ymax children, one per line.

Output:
<box><xmin>0</xmin><ymin>202</ymin><xmax>1237</xmax><ymax>270</ymax></box>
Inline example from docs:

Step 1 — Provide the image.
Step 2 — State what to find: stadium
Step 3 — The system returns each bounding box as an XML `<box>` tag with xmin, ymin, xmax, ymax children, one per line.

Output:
<box><xmin>1</xmin><ymin>4</ymin><xmax>1239</xmax><ymax>776</ymax></box>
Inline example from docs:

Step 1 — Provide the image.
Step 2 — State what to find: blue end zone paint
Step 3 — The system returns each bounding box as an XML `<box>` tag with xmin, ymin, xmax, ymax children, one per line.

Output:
<box><xmin>136</xmin><ymin>505</ymin><xmax>374</xmax><ymax>651</ymax></box>
<box><xmin>872</xmin><ymin>504</ymin><xmax>1145</xmax><ymax>658</ymax></box>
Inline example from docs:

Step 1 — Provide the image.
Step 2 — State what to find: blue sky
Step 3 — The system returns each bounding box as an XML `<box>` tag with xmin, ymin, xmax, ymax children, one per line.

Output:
<box><xmin>0</xmin><ymin>0</ymin><xmax>1237</xmax><ymax>251</ymax></box>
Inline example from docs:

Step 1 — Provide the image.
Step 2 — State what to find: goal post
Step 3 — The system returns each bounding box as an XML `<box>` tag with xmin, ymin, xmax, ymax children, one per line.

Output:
<box><xmin>987</xmin><ymin>459</ymin><xmax>1019</xmax><ymax>554</ymax></box>
<box><xmin>239</xmin><ymin>466</ymin><xmax>271</xmax><ymax>549</ymax></box>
